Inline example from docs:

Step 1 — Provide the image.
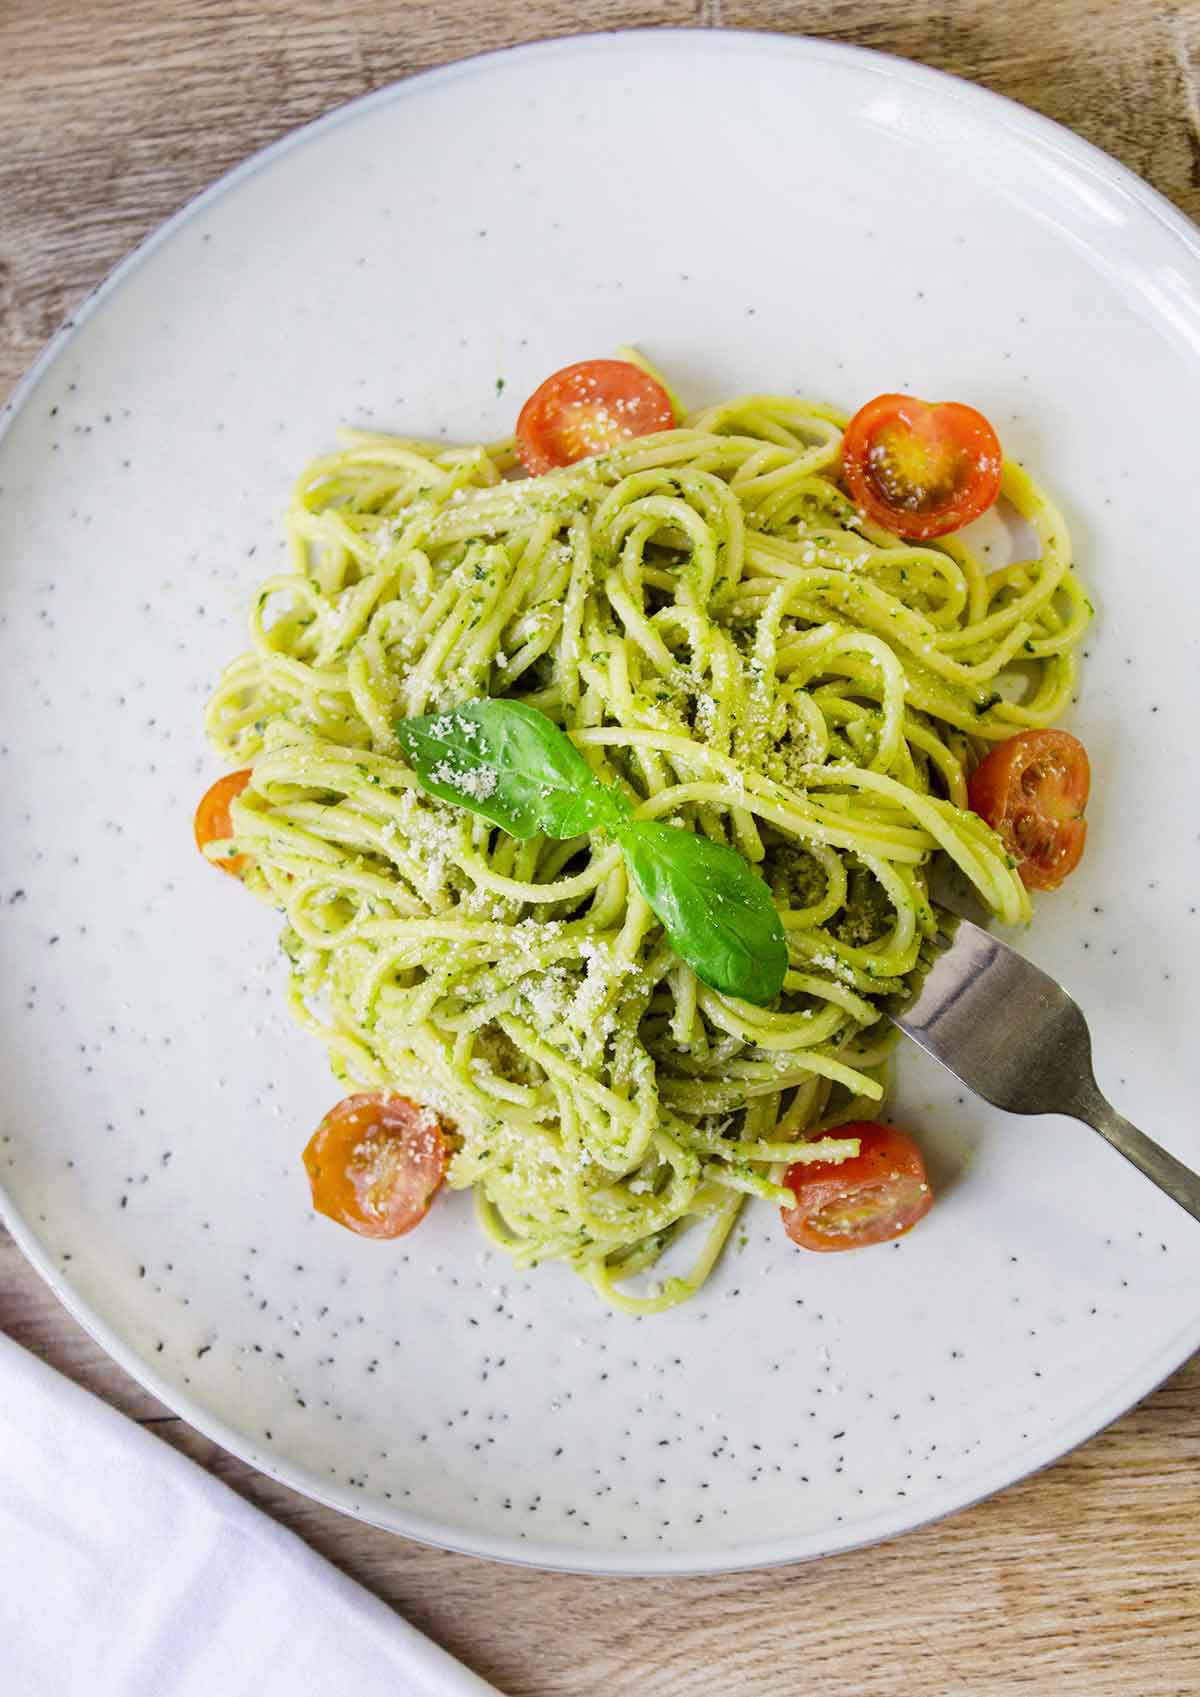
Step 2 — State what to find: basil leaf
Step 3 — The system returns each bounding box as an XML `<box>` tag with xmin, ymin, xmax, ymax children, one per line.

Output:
<box><xmin>397</xmin><ymin>703</ymin><xmax>786</xmax><ymax>1003</ymax></box>
<box><xmin>618</xmin><ymin>820</ymin><xmax>788</xmax><ymax>1006</ymax></box>
<box><xmin>395</xmin><ymin>700</ymin><xmax>628</xmax><ymax>840</ymax></box>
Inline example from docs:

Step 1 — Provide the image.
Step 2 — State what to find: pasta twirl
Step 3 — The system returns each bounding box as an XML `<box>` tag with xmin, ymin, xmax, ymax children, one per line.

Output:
<box><xmin>204</xmin><ymin>380</ymin><xmax>1087</xmax><ymax>1310</ymax></box>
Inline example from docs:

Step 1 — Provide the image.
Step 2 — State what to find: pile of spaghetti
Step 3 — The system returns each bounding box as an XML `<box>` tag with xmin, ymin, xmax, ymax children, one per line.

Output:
<box><xmin>204</xmin><ymin>365</ymin><xmax>1089</xmax><ymax>1310</ymax></box>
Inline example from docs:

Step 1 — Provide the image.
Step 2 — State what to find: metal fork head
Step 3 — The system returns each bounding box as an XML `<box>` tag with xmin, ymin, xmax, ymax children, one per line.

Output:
<box><xmin>890</xmin><ymin>917</ymin><xmax>1097</xmax><ymax>1120</ymax></box>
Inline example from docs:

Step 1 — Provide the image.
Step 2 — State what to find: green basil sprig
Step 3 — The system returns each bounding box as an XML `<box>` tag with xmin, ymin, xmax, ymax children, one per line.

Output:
<box><xmin>395</xmin><ymin>701</ymin><xmax>788</xmax><ymax>1006</ymax></box>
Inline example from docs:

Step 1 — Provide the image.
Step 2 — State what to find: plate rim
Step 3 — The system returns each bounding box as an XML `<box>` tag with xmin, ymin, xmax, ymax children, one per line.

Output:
<box><xmin>2</xmin><ymin>26</ymin><xmax>1198</xmax><ymax>1576</ymax></box>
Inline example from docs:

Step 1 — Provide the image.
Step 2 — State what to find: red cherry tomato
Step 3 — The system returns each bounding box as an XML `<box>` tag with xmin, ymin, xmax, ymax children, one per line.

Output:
<box><xmin>302</xmin><ymin>1093</ymin><xmax>449</xmax><ymax>1239</ymax></box>
<box><xmin>781</xmin><ymin>1122</ymin><xmax>933</xmax><ymax>1251</ymax></box>
<box><xmin>194</xmin><ymin>769</ymin><xmax>252</xmax><ymax>876</ymax></box>
<box><xmin>840</xmin><ymin>393</ymin><xmax>1003</xmax><ymax>539</ymax></box>
<box><xmin>515</xmin><ymin>359</ymin><xmax>676</xmax><ymax>474</ymax></box>
<box><xmin>967</xmin><ymin>728</ymin><xmax>1090</xmax><ymax>891</ymax></box>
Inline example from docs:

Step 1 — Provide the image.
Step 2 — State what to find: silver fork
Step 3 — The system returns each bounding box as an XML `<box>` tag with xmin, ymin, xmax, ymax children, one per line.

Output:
<box><xmin>892</xmin><ymin>916</ymin><xmax>1200</xmax><ymax>1222</ymax></box>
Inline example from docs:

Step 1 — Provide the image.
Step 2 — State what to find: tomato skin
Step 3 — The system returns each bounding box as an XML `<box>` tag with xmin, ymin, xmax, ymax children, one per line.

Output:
<box><xmin>840</xmin><ymin>393</ymin><xmax>1003</xmax><ymax>539</ymax></box>
<box><xmin>967</xmin><ymin>728</ymin><xmax>1090</xmax><ymax>891</ymax></box>
<box><xmin>194</xmin><ymin>769</ymin><xmax>252</xmax><ymax>876</ymax></box>
<box><xmin>515</xmin><ymin>359</ymin><xmax>676</xmax><ymax>474</ymax></box>
<box><xmin>781</xmin><ymin>1123</ymin><xmax>933</xmax><ymax>1252</ymax></box>
<box><xmin>303</xmin><ymin>1093</ymin><xmax>448</xmax><ymax>1239</ymax></box>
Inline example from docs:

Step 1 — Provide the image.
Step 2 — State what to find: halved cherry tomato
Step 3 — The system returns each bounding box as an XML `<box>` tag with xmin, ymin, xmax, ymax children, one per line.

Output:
<box><xmin>194</xmin><ymin>769</ymin><xmax>252</xmax><ymax>876</ymax></box>
<box><xmin>781</xmin><ymin>1122</ymin><xmax>933</xmax><ymax>1252</ymax></box>
<box><xmin>303</xmin><ymin>1092</ymin><xmax>449</xmax><ymax>1239</ymax></box>
<box><xmin>515</xmin><ymin>359</ymin><xmax>676</xmax><ymax>474</ymax></box>
<box><xmin>840</xmin><ymin>393</ymin><xmax>1003</xmax><ymax>539</ymax></box>
<box><xmin>967</xmin><ymin>728</ymin><xmax>1090</xmax><ymax>891</ymax></box>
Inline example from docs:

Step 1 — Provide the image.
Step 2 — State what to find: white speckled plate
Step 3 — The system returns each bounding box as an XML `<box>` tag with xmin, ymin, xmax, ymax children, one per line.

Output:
<box><xmin>2</xmin><ymin>31</ymin><xmax>1199</xmax><ymax>1574</ymax></box>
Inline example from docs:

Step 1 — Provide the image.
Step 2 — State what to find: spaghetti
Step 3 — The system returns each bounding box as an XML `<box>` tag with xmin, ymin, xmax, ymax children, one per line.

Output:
<box><xmin>203</xmin><ymin>369</ymin><xmax>1088</xmax><ymax>1310</ymax></box>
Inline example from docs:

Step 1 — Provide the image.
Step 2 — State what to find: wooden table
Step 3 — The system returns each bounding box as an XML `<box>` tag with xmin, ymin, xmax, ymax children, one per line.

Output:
<box><xmin>3</xmin><ymin>4</ymin><xmax>1199</xmax><ymax>1692</ymax></box>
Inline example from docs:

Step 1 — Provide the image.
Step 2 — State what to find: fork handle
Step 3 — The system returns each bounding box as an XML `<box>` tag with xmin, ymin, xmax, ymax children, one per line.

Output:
<box><xmin>1076</xmin><ymin>1089</ymin><xmax>1200</xmax><ymax>1224</ymax></box>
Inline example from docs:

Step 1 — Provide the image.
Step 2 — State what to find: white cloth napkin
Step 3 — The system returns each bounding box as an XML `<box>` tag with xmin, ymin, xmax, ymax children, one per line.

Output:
<box><xmin>0</xmin><ymin>1330</ymin><xmax>503</xmax><ymax>1697</ymax></box>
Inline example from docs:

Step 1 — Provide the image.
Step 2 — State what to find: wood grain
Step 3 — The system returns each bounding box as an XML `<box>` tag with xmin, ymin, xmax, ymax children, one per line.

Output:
<box><xmin>3</xmin><ymin>3</ymin><xmax>1200</xmax><ymax>1693</ymax></box>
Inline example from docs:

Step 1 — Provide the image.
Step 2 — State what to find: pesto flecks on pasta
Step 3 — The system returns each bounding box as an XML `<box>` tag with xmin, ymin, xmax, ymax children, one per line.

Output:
<box><xmin>199</xmin><ymin>359</ymin><xmax>1090</xmax><ymax>1311</ymax></box>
